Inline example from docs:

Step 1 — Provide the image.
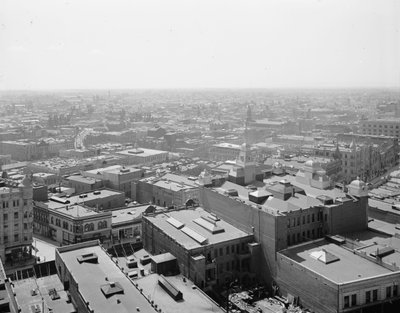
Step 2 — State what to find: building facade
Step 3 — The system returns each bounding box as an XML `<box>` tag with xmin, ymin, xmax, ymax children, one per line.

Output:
<box><xmin>0</xmin><ymin>176</ymin><xmax>33</xmax><ymax>263</ymax></box>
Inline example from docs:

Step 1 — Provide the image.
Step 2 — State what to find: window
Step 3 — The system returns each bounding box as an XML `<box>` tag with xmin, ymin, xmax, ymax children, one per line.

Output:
<box><xmin>14</xmin><ymin>212</ymin><xmax>18</xmax><ymax>219</ymax></box>
<box><xmin>226</xmin><ymin>246</ymin><xmax>229</xmax><ymax>255</ymax></box>
<box><xmin>98</xmin><ymin>221</ymin><xmax>107</xmax><ymax>229</ymax></box>
<box><xmin>297</xmin><ymin>217</ymin><xmax>300</xmax><ymax>226</ymax></box>
<box><xmin>307</xmin><ymin>215</ymin><xmax>310</xmax><ymax>223</ymax></box>
<box><xmin>220</xmin><ymin>248</ymin><xmax>223</xmax><ymax>256</ymax></box>
<box><xmin>63</xmin><ymin>221</ymin><xmax>69</xmax><ymax>230</ymax></box>
<box><xmin>366</xmin><ymin>291</ymin><xmax>371</xmax><ymax>303</ymax></box>
<box><xmin>394</xmin><ymin>285</ymin><xmax>398</xmax><ymax>296</ymax></box>
<box><xmin>297</xmin><ymin>233</ymin><xmax>300</xmax><ymax>242</ymax></box>
<box><xmin>51</xmin><ymin>216</ymin><xmax>54</xmax><ymax>224</ymax></box>
<box><xmin>24</xmin><ymin>223</ymin><xmax>27</xmax><ymax>230</ymax></box>
<box><xmin>324</xmin><ymin>214</ymin><xmax>327</xmax><ymax>222</ymax></box>
<box><xmin>14</xmin><ymin>234</ymin><xmax>19</xmax><ymax>241</ymax></box>
<box><xmin>14</xmin><ymin>223</ymin><xmax>19</xmax><ymax>229</ymax></box>
<box><xmin>302</xmin><ymin>216</ymin><xmax>305</xmax><ymax>224</ymax></box>
<box><xmin>231</xmin><ymin>245</ymin><xmax>234</xmax><ymax>253</ymax></box>
<box><xmin>311</xmin><ymin>214</ymin><xmax>315</xmax><ymax>222</ymax></box>
<box><xmin>373</xmin><ymin>289</ymin><xmax>378</xmax><ymax>301</ymax></box>
<box><xmin>214</xmin><ymin>249</ymin><xmax>218</xmax><ymax>258</ymax></box>
<box><xmin>226</xmin><ymin>262</ymin><xmax>230</xmax><ymax>271</ymax></box>
<box><xmin>386</xmin><ymin>286</ymin><xmax>392</xmax><ymax>298</ymax></box>
<box><xmin>4</xmin><ymin>235</ymin><xmax>8</xmax><ymax>243</ymax></box>
<box><xmin>344</xmin><ymin>296</ymin><xmax>349</xmax><ymax>308</ymax></box>
<box><xmin>287</xmin><ymin>235</ymin><xmax>290</xmax><ymax>245</ymax></box>
<box><xmin>24</xmin><ymin>199</ymin><xmax>28</xmax><ymax>206</ymax></box>
<box><xmin>3</xmin><ymin>213</ymin><xmax>8</xmax><ymax>221</ymax></box>
<box><xmin>287</xmin><ymin>219</ymin><xmax>290</xmax><ymax>227</ymax></box>
<box><xmin>292</xmin><ymin>234</ymin><xmax>295</xmax><ymax>244</ymax></box>
<box><xmin>351</xmin><ymin>294</ymin><xmax>356</xmax><ymax>306</ymax></box>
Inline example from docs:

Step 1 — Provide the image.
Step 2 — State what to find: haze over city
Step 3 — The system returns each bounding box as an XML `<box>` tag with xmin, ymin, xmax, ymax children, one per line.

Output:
<box><xmin>1</xmin><ymin>0</ymin><xmax>399</xmax><ymax>90</ymax></box>
<box><xmin>1</xmin><ymin>1</ymin><xmax>400</xmax><ymax>313</ymax></box>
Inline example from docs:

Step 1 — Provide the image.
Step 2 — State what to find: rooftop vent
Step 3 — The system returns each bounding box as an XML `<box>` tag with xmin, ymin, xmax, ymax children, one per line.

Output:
<box><xmin>50</xmin><ymin>196</ymin><xmax>70</xmax><ymax>204</ymax></box>
<box><xmin>181</xmin><ymin>226</ymin><xmax>207</xmax><ymax>245</ymax></box>
<box><xmin>370</xmin><ymin>246</ymin><xmax>395</xmax><ymax>258</ymax></box>
<box><xmin>167</xmin><ymin>217</ymin><xmax>184</xmax><ymax>229</ymax></box>
<box><xmin>93</xmin><ymin>190</ymin><xmax>101</xmax><ymax>195</ymax></box>
<box><xmin>158</xmin><ymin>275</ymin><xmax>183</xmax><ymax>301</ymax></box>
<box><xmin>120</xmin><ymin>168</ymin><xmax>130</xmax><ymax>173</ymax></box>
<box><xmin>310</xmin><ymin>249</ymin><xmax>340</xmax><ymax>264</ymax></box>
<box><xmin>100</xmin><ymin>281</ymin><xmax>124</xmax><ymax>298</ymax></box>
<box><xmin>194</xmin><ymin>217</ymin><xmax>224</xmax><ymax>234</ymax></box>
<box><xmin>77</xmin><ymin>252</ymin><xmax>98</xmax><ymax>264</ymax></box>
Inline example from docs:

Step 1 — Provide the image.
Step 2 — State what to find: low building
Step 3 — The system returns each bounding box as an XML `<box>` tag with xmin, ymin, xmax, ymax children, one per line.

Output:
<box><xmin>209</xmin><ymin>143</ymin><xmax>242</xmax><ymax>162</ymax></box>
<box><xmin>142</xmin><ymin>207</ymin><xmax>259</xmax><ymax>290</ymax></box>
<box><xmin>116</xmin><ymin>147</ymin><xmax>168</xmax><ymax>166</ymax></box>
<box><xmin>34</xmin><ymin>201</ymin><xmax>112</xmax><ymax>245</ymax></box>
<box><xmin>110</xmin><ymin>205</ymin><xmax>153</xmax><ymax>245</ymax></box>
<box><xmin>277</xmin><ymin>237</ymin><xmax>400</xmax><ymax>313</ymax></box>
<box><xmin>134</xmin><ymin>173</ymin><xmax>200</xmax><ymax>207</ymax></box>
<box><xmin>66</xmin><ymin>175</ymin><xmax>104</xmax><ymax>194</ymax></box>
<box><xmin>55</xmin><ymin>241</ymin><xmax>156</xmax><ymax>313</ymax></box>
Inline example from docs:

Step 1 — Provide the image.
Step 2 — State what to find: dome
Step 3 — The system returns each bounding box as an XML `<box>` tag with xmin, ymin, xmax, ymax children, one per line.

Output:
<box><xmin>304</xmin><ymin>160</ymin><xmax>315</xmax><ymax>168</ymax></box>
<box><xmin>273</xmin><ymin>162</ymin><xmax>282</xmax><ymax>168</ymax></box>
<box><xmin>349</xmin><ymin>177</ymin><xmax>366</xmax><ymax>188</ymax></box>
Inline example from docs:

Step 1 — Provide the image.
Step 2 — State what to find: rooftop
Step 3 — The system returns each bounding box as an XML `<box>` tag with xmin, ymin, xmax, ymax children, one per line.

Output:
<box><xmin>144</xmin><ymin>207</ymin><xmax>252</xmax><ymax>250</ymax></box>
<box><xmin>117</xmin><ymin>147</ymin><xmax>168</xmax><ymax>158</ymax></box>
<box><xmin>57</xmin><ymin>243</ymin><xmax>155</xmax><ymax>313</ymax></box>
<box><xmin>136</xmin><ymin>274</ymin><xmax>225</xmax><ymax>313</ymax></box>
<box><xmin>279</xmin><ymin>239</ymin><xmax>393</xmax><ymax>284</ymax></box>
<box><xmin>12</xmin><ymin>274</ymin><xmax>75</xmax><ymax>313</ymax></box>
<box><xmin>111</xmin><ymin>205</ymin><xmax>151</xmax><ymax>226</ymax></box>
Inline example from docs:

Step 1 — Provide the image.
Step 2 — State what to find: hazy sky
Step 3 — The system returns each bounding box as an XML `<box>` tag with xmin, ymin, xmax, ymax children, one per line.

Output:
<box><xmin>1</xmin><ymin>0</ymin><xmax>399</xmax><ymax>90</ymax></box>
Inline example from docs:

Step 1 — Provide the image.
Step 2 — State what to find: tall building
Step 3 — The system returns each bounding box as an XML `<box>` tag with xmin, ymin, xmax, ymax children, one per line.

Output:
<box><xmin>0</xmin><ymin>175</ymin><xmax>33</xmax><ymax>264</ymax></box>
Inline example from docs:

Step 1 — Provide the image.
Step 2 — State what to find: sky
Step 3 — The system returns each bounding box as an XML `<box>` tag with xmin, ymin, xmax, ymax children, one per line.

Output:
<box><xmin>0</xmin><ymin>0</ymin><xmax>399</xmax><ymax>90</ymax></box>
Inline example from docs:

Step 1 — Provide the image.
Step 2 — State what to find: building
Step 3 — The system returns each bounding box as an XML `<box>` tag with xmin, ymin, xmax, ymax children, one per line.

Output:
<box><xmin>134</xmin><ymin>173</ymin><xmax>200</xmax><ymax>208</ymax></box>
<box><xmin>0</xmin><ymin>176</ymin><xmax>33</xmax><ymax>265</ymax></box>
<box><xmin>277</xmin><ymin>236</ymin><xmax>400</xmax><ymax>313</ymax></box>
<box><xmin>55</xmin><ymin>241</ymin><xmax>156</xmax><ymax>313</ymax></box>
<box><xmin>82</xmin><ymin>165</ymin><xmax>144</xmax><ymax>198</ymax></box>
<box><xmin>34</xmin><ymin>200</ymin><xmax>112</xmax><ymax>245</ymax></box>
<box><xmin>66</xmin><ymin>175</ymin><xmax>104</xmax><ymax>194</ymax></box>
<box><xmin>0</xmin><ymin>251</ymin><xmax>18</xmax><ymax>313</ymax></box>
<box><xmin>116</xmin><ymin>147</ymin><xmax>168</xmax><ymax>165</ymax></box>
<box><xmin>0</xmin><ymin>140</ymin><xmax>37</xmax><ymax>161</ymax></box>
<box><xmin>110</xmin><ymin>205</ymin><xmax>152</xmax><ymax>245</ymax></box>
<box><xmin>360</xmin><ymin>119</ymin><xmax>400</xmax><ymax>138</ymax></box>
<box><xmin>33</xmin><ymin>189</ymin><xmax>125</xmax><ymax>244</ymax></box>
<box><xmin>314</xmin><ymin>134</ymin><xmax>399</xmax><ymax>183</ymax></box>
<box><xmin>32</xmin><ymin>172</ymin><xmax>58</xmax><ymax>186</ymax></box>
<box><xmin>0</xmin><ymin>154</ymin><xmax>11</xmax><ymax>169</ymax></box>
<box><xmin>199</xmin><ymin>169</ymin><xmax>369</xmax><ymax>286</ymax></box>
<box><xmin>209</xmin><ymin>143</ymin><xmax>241</xmax><ymax>162</ymax></box>
<box><xmin>142</xmin><ymin>207</ymin><xmax>259</xmax><ymax>290</ymax></box>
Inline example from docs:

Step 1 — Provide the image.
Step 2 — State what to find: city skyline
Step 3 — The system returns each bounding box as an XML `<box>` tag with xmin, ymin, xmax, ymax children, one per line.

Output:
<box><xmin>1</xmin><ymin>0</ymin><xmax>399</xmax><ymax>90</ymax></box>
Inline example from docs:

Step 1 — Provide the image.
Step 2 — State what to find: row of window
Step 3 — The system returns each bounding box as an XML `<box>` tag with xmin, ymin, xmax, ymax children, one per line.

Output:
<box><xmin>3</xmin><ymin>222</ymin><xmax>29</xmax><ymax>230</ymax></box>
<box><xmin>288</xmin><ymin>212</ymin><xmax>326</xmax><ymax>228</ymax></box>
<box><xmin>287</xmin><ymin>228</ymin><xmax>323</xmax><ymax>245</ymax></box>
<box><xmin>3</xmin><ymin>212</ymin><xmax>29</xmax><ymax>221</ymax></box>
<box><xmin>1</xmin><ymin>199</ymin><xmax>28</xmax><ymax>208</ymax></box>
<box><xmin>213</xmin><ymin>243</ymin><xmax>248</xmax><ymax>259</ymax></box>
<box><xmin>50</xmin><ymin>216</ymin><xmax>108</xmax><ymax>233</ymax></box>
<box><xmin>3</xmin><ymin>234</ymin><xmax>30</xmax><ymax>244</ymax></box>
<box><xmin>344</xmin><ymin>286</ymin><xmax>398</xmax><ymax>308</ymax></box>
<box><xmin>363</xmin><ymin>124</ymin><xmax>399</xmax><ymax>129</ymax></box>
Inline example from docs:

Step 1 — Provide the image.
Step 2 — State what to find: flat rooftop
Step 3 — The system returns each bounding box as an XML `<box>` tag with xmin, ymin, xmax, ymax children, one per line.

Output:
<box><xmin>212</xmin><ymin>142</ymin><xmax>241</xmax><ymax>149</ymax></box>
<box><xmin>279</xmin><ymin>239</ymin><xmax>392</xmax><ymax>284</ymax></box>
<box><xmin>12</xmin><ymin>274</ymin><xmax>75</xmax><ymax>313</ymax></box>
<box><xmin>111</xmin><ymin>205</ymin><xmax>150</xmax><ymax>225</ymax></box>
<box><xmin>53</xmin><ymin>204</ymin><xmax>107</xmax><ymax>218</ymax></box>
<box><xmin>144</xmin><ymin>207</ymin><xmax>252</xmax><ymax>250</ymax></box>
<box><xmin>46</xmin><ymin>189</ymin><xmax>124</xmax><ymax>210</ymax></box>
<box><xmin>117</xmin><ymin>147</ymin><xmax>168</xmax><ymax>157</ymax></box>
<box><xmin>66</xmin><ymin>175</ymin><xmax>102</xmax><ymax>184</ymax></box>
<box><xmin>136</xmin><ymin>274</ymin><xmax>225</xmax><ymax>313</ymax></box>
<box><xmin>57</xmin><ymin>244</ymin><xmax>155</xmax><ymax>313</ymax></box>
